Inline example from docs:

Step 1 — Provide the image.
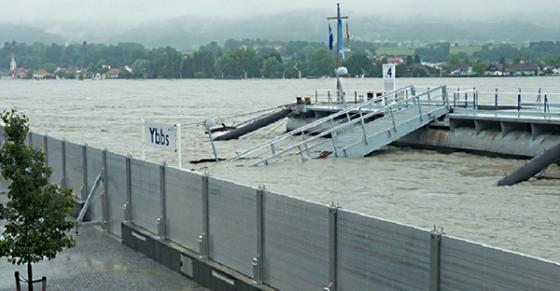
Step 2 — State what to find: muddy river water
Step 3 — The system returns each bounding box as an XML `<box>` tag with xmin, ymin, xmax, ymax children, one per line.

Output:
<box><xmin>1</xmin><ymin>77</ymin><xmax>559</xmax><ymax>261</ymax></box>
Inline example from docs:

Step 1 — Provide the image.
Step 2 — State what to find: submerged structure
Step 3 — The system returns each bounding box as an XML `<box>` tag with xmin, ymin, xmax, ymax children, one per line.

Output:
<box><xmin>231</xmin><ymin>85</ymin><xmax>559</xmax><ymax>158</ymax></box>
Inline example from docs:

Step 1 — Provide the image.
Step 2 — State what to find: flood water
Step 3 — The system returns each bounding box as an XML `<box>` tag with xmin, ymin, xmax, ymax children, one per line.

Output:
<box><xmin>1</xmin><ymin>77</ymin><xmax>559</xmax><ymax>261</ymax></box>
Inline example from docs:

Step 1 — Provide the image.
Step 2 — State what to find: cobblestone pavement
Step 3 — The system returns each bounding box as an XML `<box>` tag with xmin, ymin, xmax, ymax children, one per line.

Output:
<box><xmin>0</xmin><ymin>186</ymin><xmax>207</xmax><ymax>291</ymax></box>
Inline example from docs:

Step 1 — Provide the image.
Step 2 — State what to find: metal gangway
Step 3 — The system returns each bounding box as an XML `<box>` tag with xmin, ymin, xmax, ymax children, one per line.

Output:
<box><xmin>231</xmin><ymin>86</ymin><xmax>450</xmax><ymax>166</ymax></box>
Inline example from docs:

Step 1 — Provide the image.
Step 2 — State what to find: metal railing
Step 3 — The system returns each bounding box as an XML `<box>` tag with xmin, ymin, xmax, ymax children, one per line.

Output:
<box><xmin>230</xmin><ymin>86</ymin><xmax>416</xmax><ymax>162</ymax></box>
<box><xmin>451</xmin><ymin>87</ymin><xmax>560</xmax><ymax>115</ymax></box>
<box><xmin>246</xmin><ymin>86</ymin><xmax>448</xmax><ymax>166</ymax></box>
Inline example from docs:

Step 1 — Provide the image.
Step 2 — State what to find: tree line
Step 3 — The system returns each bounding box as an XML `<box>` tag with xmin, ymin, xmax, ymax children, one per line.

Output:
<box><xmin>0</xmin><ymin>40</ymin><xmax>381</xmax><ymax>79</ymax></box>
<box><xmin>2</xmin><ymin>39</ymin><xmax>560</xmax><ymax>79</ymax></box>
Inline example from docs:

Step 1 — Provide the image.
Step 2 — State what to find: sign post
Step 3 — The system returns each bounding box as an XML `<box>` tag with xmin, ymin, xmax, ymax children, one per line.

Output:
<box><xmin>383</xmin><ymin>64</ymin><xmax>397</xmax><ymax>102</ymax></box>
<box><xmin>142</xmin><ymin>120</ymin><xmax>182</xmax><ymax>167</ymax></box>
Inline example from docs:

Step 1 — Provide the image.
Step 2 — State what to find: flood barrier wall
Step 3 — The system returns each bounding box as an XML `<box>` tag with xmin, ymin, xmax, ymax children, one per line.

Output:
<box><xmin>1</xmin><ymin>126</ymin><xmax>560</xmax><ymax>291</ymax></box>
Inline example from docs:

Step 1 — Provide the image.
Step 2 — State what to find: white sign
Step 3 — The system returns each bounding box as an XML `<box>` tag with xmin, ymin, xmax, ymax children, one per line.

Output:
<box><xmin>142</xmin><ymin>120</ymin><xmax>182</xmax><ymax>167</ymax></box>
<box><xmin>383</xmin><ymin>64</ymin><xmax>397</xmax><ymax>95</ymax></box>
<box><xmin>144</xmin><ymin>121</ymin><xmax>178</xmax><ymax>149</ymax></box>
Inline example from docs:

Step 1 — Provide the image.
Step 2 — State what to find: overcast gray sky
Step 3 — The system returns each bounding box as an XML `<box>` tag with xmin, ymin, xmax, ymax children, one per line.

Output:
<box><xmin>4</xmin><ymin>0</ymin><xmax>560</xmax><ymax>25</ymax></box>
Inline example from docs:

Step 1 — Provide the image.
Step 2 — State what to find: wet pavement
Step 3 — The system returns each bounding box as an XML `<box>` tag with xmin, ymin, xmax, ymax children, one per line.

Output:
<box><xmin>0</xmin><ymin>185</ymin><xmax>206</xmax><ymax>291</ymax></box>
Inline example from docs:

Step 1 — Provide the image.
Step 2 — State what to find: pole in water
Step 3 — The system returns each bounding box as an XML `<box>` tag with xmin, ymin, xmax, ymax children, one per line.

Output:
<box><xmin>204</xmin><ymin>119</ymin><xmax>219</xmax><ymax>162</ymax></box>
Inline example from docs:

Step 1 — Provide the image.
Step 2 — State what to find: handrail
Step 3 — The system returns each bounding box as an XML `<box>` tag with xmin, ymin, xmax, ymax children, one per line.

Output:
<box><xmin>250</xmin><ymin>86</ymin><xmax>446</xmax><ymax>166</ymax></box>
<box><xmin>230</xmin><ymin>85</ymin><xmax>415</xmax><ymax>160</ymax></box>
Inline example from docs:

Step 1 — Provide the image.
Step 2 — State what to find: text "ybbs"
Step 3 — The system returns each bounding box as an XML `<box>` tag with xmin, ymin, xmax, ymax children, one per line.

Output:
<box><xmin>149</xmin><ymin>127</ymin><xmax>170</xmax><ymax>146</ymax></box>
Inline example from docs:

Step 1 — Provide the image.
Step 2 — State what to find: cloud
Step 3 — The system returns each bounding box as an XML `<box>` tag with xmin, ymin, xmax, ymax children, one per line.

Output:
<box><xmin>3</xmin><ymin>0</ymin><xmax>559</xmax><ymax>25</ymax></box>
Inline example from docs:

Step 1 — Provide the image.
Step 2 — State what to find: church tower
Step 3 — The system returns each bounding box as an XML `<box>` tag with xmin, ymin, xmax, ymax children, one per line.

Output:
<box><xmin>10</xmin><ymin>55</ymin><xmax>17</xmax><ymax>74</ymax></box>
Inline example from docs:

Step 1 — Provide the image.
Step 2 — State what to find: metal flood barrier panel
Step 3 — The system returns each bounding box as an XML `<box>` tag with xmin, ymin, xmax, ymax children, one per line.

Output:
<box><xmin>263</xmin><ymin>191</ymin><xmax>330</xmax><ymax>290</ymax></box>
<box><xmin>105</xmin><ymin>152</ymin><xmax>127</xmax><ymax>237</ymax></box>
<box><xmin>337</xmin><ymin>210</ymin><xmax>431</xmax><ymax>291</ymax></box>
<box><xmin>30</xmin><ymin>132</ymin><xmax>44</xmax><ymax>152</ymax></box>
<box><xmin>208</xmin><ymin>177</ymin><xmax>257</xmax><ymax>277</ymax></box>
<box><xmin>164</xmin><ymin>166</ymin><xmax>203</xmax><ymax>251</ymax></box>
<box><xmin>46</xmin><ymin>136</ymin><xmax>63</xmax><ymax>185</ymax></box>
<box><xmin>130</xmin><ymin>157</ymin><xmax>161</xmax><ymax>234</ymax></box>
<box><xmin>65</xmin><ymin>141</ymin><xmax>84</xmax><ymax>199</ymax></box>
<box><xmin>86</xmin><ymin>146</ymin><xmax>104</xmax><ymax>223</ymax></box>
<box><xmin>3</xmin><ymin>125</ymin><xmax>560</xmax><ymax>291</ymax></box>
<box><xmin>440</xmin><ymin>235</ymin><xmax>560</xmax><ymax>290</ymax></box>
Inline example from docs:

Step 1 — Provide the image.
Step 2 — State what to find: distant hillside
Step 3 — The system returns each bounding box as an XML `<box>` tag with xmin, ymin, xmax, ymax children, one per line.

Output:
<box><xmin>109</xmin><ymin>14</ymin><xmax>560</xmax><ymax>48</ymax></box>
<box><xmin>2</xmin><ymin>12</ymin><xmax>560</xmax><ymax>49</ymax></box>
<box><xmin>0</xmin><ymin>23</ymin><xmax>64</xmax><ymax>44</ymax></box>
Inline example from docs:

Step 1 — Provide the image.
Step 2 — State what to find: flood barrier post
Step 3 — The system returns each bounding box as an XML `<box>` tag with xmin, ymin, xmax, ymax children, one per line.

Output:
<box><xmin>61</xmin><ymin>139</ymin><xmax>67</xmax><ymax>188</ymax></box>
<box><xmin>123</xmin><ymin>155</ymin><xmax>132</xmax><ymax>222</ymax></box>
<box><xmin>252</xmin><ymin>186</ymin><xmax>265</xmax><ymax>284</ymax></box>
<box><xmin>101</xmin><ymin>149</ymin><xmax>109</xmax><ymax>231</ymax></box>
<box><xmin>354</xmin><ymin>91</ymin><xmax>357</xmax><ymax>103</ymax></box>
<box><xmin>464</xmin><ymin>92</ymin><xmax>468</xmax><ymax>108</ymax></box>
<box><xmin>157</xmin><ymin>163</ymin><xmax>167</xmax><ymax>239</ymax></box>
<box><xmin>82</xmin><ymin>145</ymin><xmax>88</xmax><ymax>201</ymax></box>
<box><xmin>198</xmin><ymin>173</ymin><xmax>210</xmax><ymax>258</ymax></box>
<box><xmin>315</xmin><ymin>90</ymin><xmax>318</xmax><ymax>104</ymax></box>
<box><xmin>326</xmin><ymin>203</ymin><xmax>339</xmax><ymax>291</ymax></box>
<box><xmin>429</xmin><ymin>227</ymin><xmax>443</xmax><ymax>291</ymax></box>
<box><xmin>43</xmin><ymin>134</ymin><xmax>48</xmax><ymax>166</ymax></box>
<box><xmin>328</xmin><ymin>90</ymin><xmax>332</xmax><ymax>103</ymax></box>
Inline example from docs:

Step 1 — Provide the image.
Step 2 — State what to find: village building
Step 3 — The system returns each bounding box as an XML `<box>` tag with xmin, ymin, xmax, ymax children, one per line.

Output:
<box><xmin>32</xmin><ymin>69</ymin><xmax>55</xmax><ymax>80</ymax></box>
<box><xmin>107</xmin><ymin>68</ymin><xmax>122</xmax><ymax>79</ymax></box>
<box><xmin>485</xmin><ymin>63</ymin><xmax>505</xmax><ymax>76</ymax></box>
<box><xmin>449</xmin><ymin>64</ymin><xmax>474</xmax><ymax>76</ymax></box>
<box><xmin>386</xmin><ymin>56</ymin><xmax>405</xmax><ymax>64</ymax></box>
<box><xmin>507</xmin><ymin>63</ymin><xmax>540</xmax><ymax>76</ymax></box>
<box><xmin>12</xmin><ymin>68</ymin><xmax>28</xmax><ymax>79</ymax></box>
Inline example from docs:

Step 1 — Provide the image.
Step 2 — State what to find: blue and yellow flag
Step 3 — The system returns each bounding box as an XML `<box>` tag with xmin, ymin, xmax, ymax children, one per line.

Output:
<box><xmin>337</xmin><ymin>4</ymin><xmax>345</xmax><ymax>60</ymax></box>
<box><xmin>328</xmin><ymin>24</ymin><xmax>334</xmax><ymax>51</ymax></box>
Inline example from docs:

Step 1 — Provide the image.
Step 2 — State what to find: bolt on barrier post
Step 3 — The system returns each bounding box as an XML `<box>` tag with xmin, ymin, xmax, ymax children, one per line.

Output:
<box><xmin>252</xmin><ymin>185</ymin><xmax>265</xmax><ymax>284</ymax></box>
<box><xmin>198</xmin><ymin>172</ymin><xmax>210</xmax><ymax>259</ymax></box>
<box><xmin>429</xmin><ymin>226</ymin><xmax>443</xmax><ymax>291</ymax></box>
<box><xmin>123</xmin><ymin>155</ymin><xmax>132</xmax><ymax>222</ymax></box>
<box><xmin>325</xmin><ymin>202</ymin><xmax>339</xmax><ymax>291</ymax></box>
<box><xmin>101</xmin><ymin>149</ymin><xmax>109</xmax><ymax>231</ymax></box>
<box><xmin>157</xmin><ymin>162</ymin><xmax>167</xmax><ymax>239</ymax></box>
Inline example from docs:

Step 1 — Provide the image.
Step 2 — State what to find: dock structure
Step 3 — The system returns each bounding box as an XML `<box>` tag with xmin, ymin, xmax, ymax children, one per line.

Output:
<box><xmin>231</xmin><ymin>85</ymin><xmax>560</xmax><ymax>165</ymax></box>
<box><xmin>232</xmin><ymin>86</ymin><xmax>449</xmax><ymax>165</ymax></box>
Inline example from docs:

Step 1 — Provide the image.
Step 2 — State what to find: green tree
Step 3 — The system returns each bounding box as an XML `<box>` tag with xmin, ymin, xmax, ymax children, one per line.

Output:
<box><xmin>0</xmin><ymin>109</ymin><xmax>76</xmax><ymax>290</ymax></box>
<box><xmin>344</xmin><ymin>52</ymin><xmax>374</xmax><ymax>77</ymax></box>
<box><xmin>302</xmin><ymin>49</ymin><xmax>335</xmax><ymax>77</ymax></box>
<box><xmin>262</xmin><ymin>57</ymin><xmax>284</xmax><ymax>78</ymax></box>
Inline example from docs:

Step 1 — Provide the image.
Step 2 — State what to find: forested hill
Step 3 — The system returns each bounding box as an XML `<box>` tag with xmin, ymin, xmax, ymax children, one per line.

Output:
<box><xmin>1</xmin><ymin>11</ymin><xmax>560</xmax><ymax>49</ymax></box>
<box><xmin>0</xmin><ymin>24</ymin><xmax>64</xmax><ymax>44</ymax></box>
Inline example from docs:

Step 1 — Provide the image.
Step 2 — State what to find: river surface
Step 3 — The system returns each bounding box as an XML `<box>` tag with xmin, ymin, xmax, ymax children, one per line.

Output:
<box><xmin>1</xmin><ymin>77</ymin><xmax>559</xmax><ymax>261</ymax></box>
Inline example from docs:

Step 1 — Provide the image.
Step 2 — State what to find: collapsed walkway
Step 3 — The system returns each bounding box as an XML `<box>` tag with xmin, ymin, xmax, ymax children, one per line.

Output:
<box><xmin>232</xmin><ymin>86</ymin><xmax>450</xmax><ymax>166</ymax></box>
